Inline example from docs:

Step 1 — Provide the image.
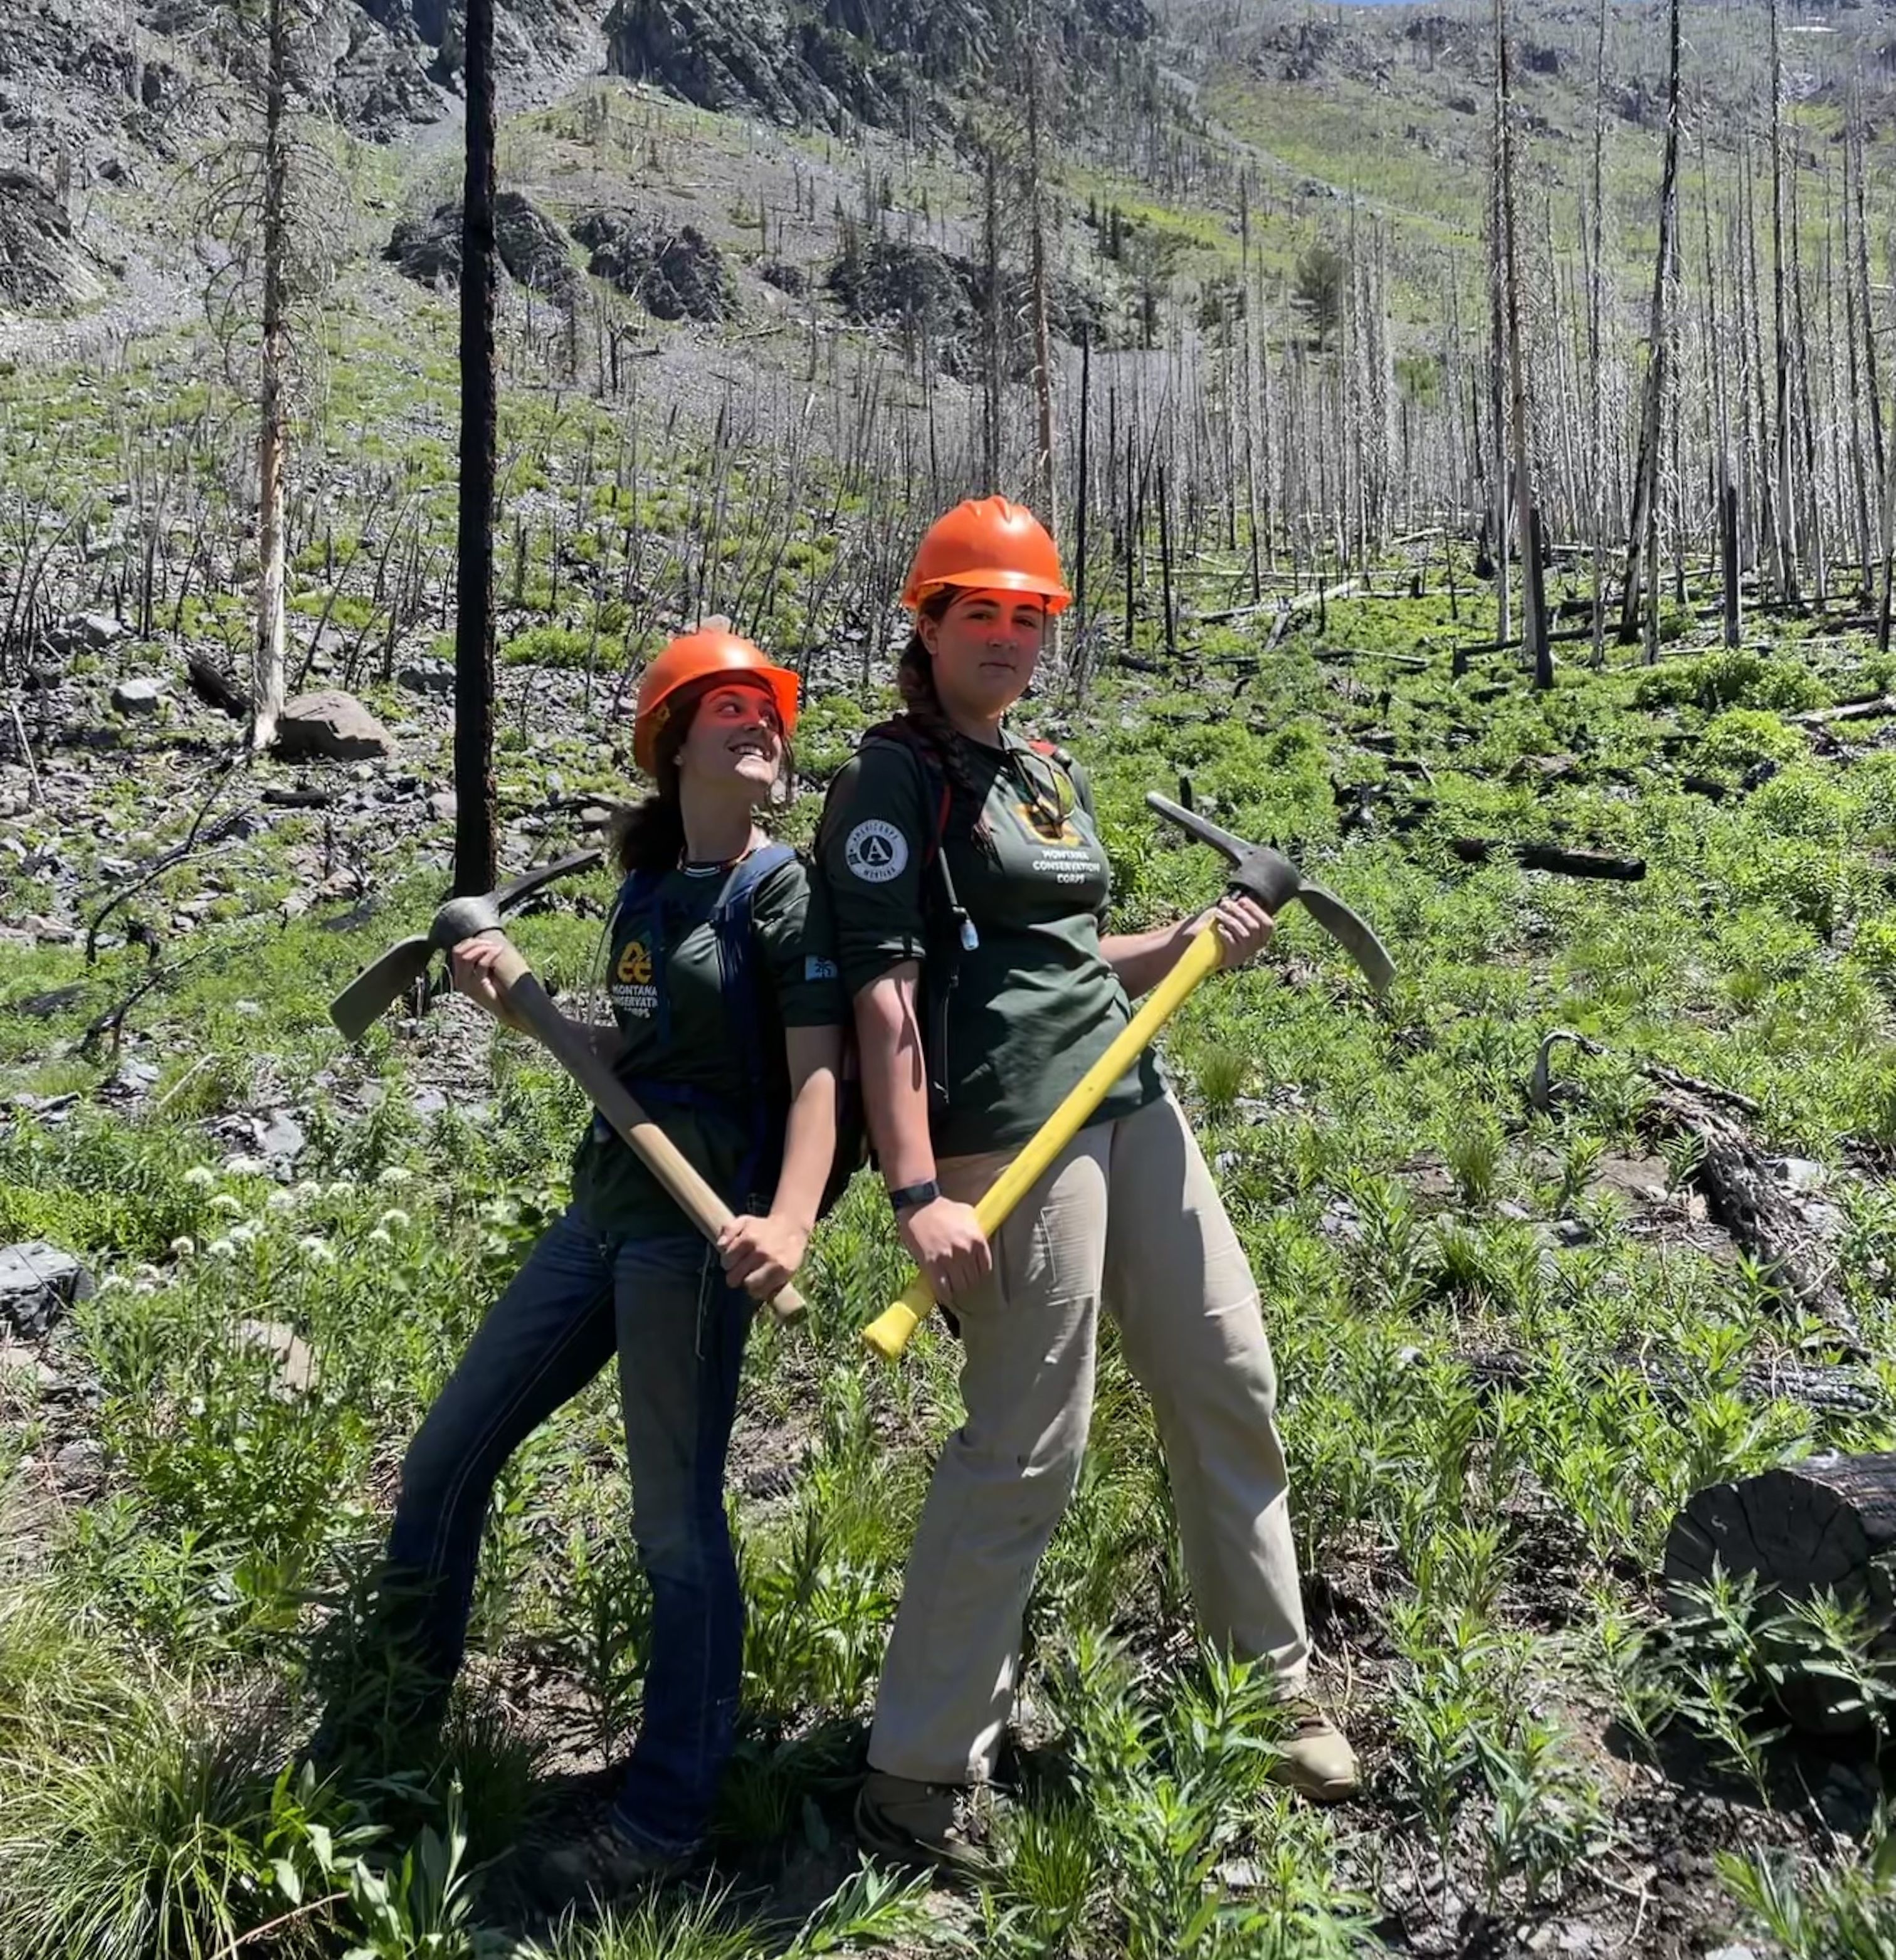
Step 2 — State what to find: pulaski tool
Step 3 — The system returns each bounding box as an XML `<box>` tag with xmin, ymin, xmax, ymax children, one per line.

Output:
<box><xmin>330</xmin><ymin>850</ymin><xmax>805</xmax><ymax>1324</ymax></box>
<box><xmin>860</xmin><ymin>795</ymin><xmax>1392</xmax><ymax>1359</ymax></box>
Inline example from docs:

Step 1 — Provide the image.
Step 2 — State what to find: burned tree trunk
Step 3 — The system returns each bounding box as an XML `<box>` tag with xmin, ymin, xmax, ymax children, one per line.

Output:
<box><xmin>1617</xmin><ymin>0</ymin><xmax>1682</xmax><ymax>649</ymax></box>
<box><xmin>1665</xmin><ymin>1453</ymin><xmax>1896</xmax><ymax>1732</ymax></box>
<box><xmin>454</xmin><ymin>0</ymin><xmax>500</xmax><ymax>898</ymax></box>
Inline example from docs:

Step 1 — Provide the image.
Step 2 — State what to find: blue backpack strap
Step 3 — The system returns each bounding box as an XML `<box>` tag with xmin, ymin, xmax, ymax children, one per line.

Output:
<box><xmin>709</xmin><ymin>843</ymin><xmax>796</xmax><ymax>1196</ymax></box>
<box><xmin>611</xmin><ymin>864</ymin><xmax>673</xmax><ymax>1046</ymax></box>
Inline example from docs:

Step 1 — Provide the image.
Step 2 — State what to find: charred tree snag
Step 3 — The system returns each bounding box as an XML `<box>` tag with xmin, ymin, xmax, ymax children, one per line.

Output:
<box><xmin>1664</xmin><ymin>1453</ymin><xmax>1896</xmax><ymax>1732</ymax></box>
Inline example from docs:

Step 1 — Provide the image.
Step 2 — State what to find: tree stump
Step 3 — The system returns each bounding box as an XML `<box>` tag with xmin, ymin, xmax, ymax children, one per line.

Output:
<box><xmin>1664</xmin><ymin>1453</ymin><xmax>1896</xmax><ymax>1732</ymax></box>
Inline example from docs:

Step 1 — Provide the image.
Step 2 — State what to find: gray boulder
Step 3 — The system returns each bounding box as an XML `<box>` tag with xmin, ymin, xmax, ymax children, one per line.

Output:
<box><xmin>273</xmin><ymin>690</ymin><xmax>398</xmax><ymax>762</ymax></box>
<box><xmin>386</xmin><ymin>191</ymin><xmax>580</xmax><ymax>302</ymax></box>
<box><xmin>396</xmin><ymin>656</ymin><xmax>455</xmax><ymax>695</ymax></box>
<box><xmin>0</xmin><ymin>1241</ymin><xmax>95</xmax><ymax>1340</ymax></box>
<box><xmin>572</xmin><ymin>211</ymin><xmax>736</xmax><ymax>322</ymax></box>
<box><xmin>111</xmin><ymin>677</ymin><xmax>166</xmax><ymax>715</ymax></box>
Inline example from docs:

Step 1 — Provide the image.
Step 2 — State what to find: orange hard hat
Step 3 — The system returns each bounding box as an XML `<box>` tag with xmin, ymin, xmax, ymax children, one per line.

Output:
<box><xmin>633</xmin><ymin>628</ymin><xmax>800</xmax><ymax>774</ymax></box>
<box><xmin>900</xmin><ymin>497</ymin><xmax>1072</xmax><ymax>614</ymax></box>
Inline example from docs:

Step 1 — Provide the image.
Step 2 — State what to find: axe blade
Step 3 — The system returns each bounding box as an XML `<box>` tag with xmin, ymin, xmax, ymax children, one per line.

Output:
<box><xmin>1294</xmin><ymin>884</ymin><xmax>1398</xmax><ymax>995</ymax></box>
<box><xmin>329</xmin><ymin>935</ymin><xmax>433</xmax><ymax>1041</ymax></box>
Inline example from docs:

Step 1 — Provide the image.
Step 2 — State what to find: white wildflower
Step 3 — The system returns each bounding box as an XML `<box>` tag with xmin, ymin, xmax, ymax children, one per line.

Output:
<box><xmin>206</xmin><ymin>1238</ymin><xmax>236</xmax><ymax>1258</ymax></box>
<box><xmin>298</xmin><ymin>1235</ymin><xmax>335</xmax><ymax>1266</ymax></box>
<box><xmin>366</xmin><ymin>1227</ymin><xmax>393</xmax><ymax>1249</ymax></box>
<box><xmin>182</xmin><ymin>1166</ymin><xmax>216</xmax><ymax>1190</ymax></box>
<box><xmin>169</xmin><ymin>1236</ymin><xmax>195</xmax><ymax>1258</ymax></box>
<box><xmin>377</xmin><ymin>1209</ymin><xmax>410</xmax><ymax>1232</ymax></box>
<box><xmin>228</xmin><ymin>1222</ymin><xmax>263</xmax><ymax>1247</ymax></box>
<box><xmin>208</xmin><ymin>1193</ymin><xmax>243</xmax><ymax>1217</ymax></box>
<box><xmin>221</xmin><ymin>1154</ymin><xmax>271</xmax><ymax>1178</ymax></box>
<box><xmin>325</xmin><ymin>1181</ymin><xmax>354</xmax><ymax>1201</ymax></box>
<box><xmin>377</xmin><ymin>1166</ymin><xmax>413</xmax><ymax>1188</ymax></box>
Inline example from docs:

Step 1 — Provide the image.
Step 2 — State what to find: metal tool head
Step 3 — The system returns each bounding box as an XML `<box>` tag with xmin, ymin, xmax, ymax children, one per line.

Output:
<box><xmin>1145</xmin><ymin>790</ymin><xmax>1396</xmax><ymax>995</ymax></box>
<box><xmin>328</xmin><ymin>847</ymin><xmax>603</xmax><ymax>1041</ymax></box>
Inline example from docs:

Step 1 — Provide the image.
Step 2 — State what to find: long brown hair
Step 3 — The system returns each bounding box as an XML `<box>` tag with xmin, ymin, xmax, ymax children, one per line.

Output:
<box><xmin>611</xmin><ymin>682</ymin><xmax>793</xmax><ymax>874</ymax></box>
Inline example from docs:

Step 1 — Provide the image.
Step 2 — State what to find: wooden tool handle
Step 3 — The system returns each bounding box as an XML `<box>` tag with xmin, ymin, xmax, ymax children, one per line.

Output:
<box><xmin>483</xmin><ymin>938</ymin><xmax>806</xmax><ymax>1325</ymax></box>
<box><xmin>861</xmin><ymin>925</ymin><xmax>1224</xmax><ymax>1360</ymax></box>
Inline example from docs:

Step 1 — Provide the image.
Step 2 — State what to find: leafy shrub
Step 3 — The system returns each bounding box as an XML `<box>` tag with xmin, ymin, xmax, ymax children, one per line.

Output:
<box><xmin>1633</xmin><ymin>648</ymin><xmax>1827</xmax><ymax>715</ymax></box>
<box><xmin>1693</xmin><ymin>709</ymin><xmax>1806</xmax><ymax>775</ymax></box>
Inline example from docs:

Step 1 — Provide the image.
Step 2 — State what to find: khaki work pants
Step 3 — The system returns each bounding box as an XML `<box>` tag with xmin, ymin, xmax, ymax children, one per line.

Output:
<box><xmin>868</xmin><ymin>1090</ymin><xmax>1310</xmax><ymax>1787</ymax></box>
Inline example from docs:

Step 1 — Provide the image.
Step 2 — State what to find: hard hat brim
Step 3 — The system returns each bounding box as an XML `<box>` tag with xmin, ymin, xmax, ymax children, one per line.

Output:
<box><xmin>902</xmin><ymin>569</ymin><xmax>1072</xmax><ymax>614</ymax></box>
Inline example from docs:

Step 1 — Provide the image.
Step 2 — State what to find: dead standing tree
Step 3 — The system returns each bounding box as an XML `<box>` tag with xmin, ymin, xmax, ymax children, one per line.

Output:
<box><xmin>1493</xmin><ymin>0</ymin><xmax>1549</xmax><ymax>687</ymax></box>
<box><xmin>456</xmin><ymin>0</ymin><xmax>500</xmax><ymax>897</ymax></box>
<box><xmin>189</xmin><ymin>0</ymin><xmax>345</xmax><ymax>751</ymax></box>
<box><xmin>1617</xmin><ymin>0</ymin><xmax>1682</xmax><ymax>657</ymax></box>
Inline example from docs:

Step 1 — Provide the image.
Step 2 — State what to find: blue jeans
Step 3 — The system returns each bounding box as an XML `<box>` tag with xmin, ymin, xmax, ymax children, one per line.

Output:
<box><xmin>362</xmin><ymin>1204</ymin><xmax>753</xmax><ymax>1854</ymax></box>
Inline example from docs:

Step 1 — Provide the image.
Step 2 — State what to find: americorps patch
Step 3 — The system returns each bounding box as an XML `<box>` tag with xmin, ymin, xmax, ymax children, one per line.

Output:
<box><xmin>844</xmin><ymin>818</ymin><xmax>908</xmax><ymax>883</ymax></box>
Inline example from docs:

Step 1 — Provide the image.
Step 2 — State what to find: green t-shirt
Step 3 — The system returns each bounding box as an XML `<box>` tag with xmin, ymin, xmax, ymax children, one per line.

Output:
<box><xmin>570</xmin><ymin>850</ymin><xmax>846</xmax><ymax>1235</ymax></box>
<box><xmin>818</xmin><ymin>723</ymin><xmax>1162</xmax><ymax>1159</ymax></box>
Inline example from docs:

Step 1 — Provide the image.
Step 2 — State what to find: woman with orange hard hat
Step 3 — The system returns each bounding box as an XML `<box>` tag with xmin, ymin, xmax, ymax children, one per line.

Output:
<box><xmin>816</xmin><ymin>500</ymin><xmax>1357</xmax><ymax>1873</ymax></box>
<box><xmin>313</xmin><ymin>628</ymin><xmax>843</xmax><ymax>1895</ymax></box>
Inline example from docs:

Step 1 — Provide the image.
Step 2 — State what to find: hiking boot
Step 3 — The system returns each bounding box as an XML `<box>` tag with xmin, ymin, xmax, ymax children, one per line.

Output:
<box><xmin>1269</xmin><ymin>1697</ymin><xmax>1359</xmax><ymax>1803</ymax></box>
<box><xmin>854</xmin><ymin>1770</ymin><xmax>998</xmax><ymax>1878</ymax></box>
<box><xmin>537</xmin><ymin>1812</ymin><xmax>694</xmax><ymax>1901</ymax></box>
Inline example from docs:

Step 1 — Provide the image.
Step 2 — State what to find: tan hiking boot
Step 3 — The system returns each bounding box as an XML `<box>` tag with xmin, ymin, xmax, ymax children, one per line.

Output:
<box><xmin>854</xmin><ymin>1770</ymin><xmax>998</xmax><ymax>1878</ymax></box>
<box><xmin>1270</xmin><ymin>1697</ymin><xmax>1359</xmax><ymax>1803</ymax></box>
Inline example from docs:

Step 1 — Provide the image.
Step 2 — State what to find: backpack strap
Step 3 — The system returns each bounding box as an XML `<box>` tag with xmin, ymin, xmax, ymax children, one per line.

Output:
<box><xmin>707</xmin><ymin>843</ymin><xmax>796</xmax><ymax>1195</ymax></box>
<box><xmin>861</xmin><ymin>718</ymin><xmax>955</xmax><ymax>868</ymax></box>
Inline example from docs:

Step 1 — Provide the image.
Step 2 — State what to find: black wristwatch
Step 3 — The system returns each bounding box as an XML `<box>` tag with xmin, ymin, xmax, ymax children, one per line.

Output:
<box><xmin>886</xmin><ymin>1179</ymin><xmax>941</xmax><ymax>1214</ymax></box>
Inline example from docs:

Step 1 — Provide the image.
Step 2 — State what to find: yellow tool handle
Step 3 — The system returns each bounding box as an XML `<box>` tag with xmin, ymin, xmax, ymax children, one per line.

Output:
<box><xmin>861</xmin><ymin>925</ymin><xmax>1223</xmax><ymax>1359</ymax></box>
<box><xmin>486</xmin><ymin>937</ymin><xmax>806</xmax><ymax>1325</ymax></box>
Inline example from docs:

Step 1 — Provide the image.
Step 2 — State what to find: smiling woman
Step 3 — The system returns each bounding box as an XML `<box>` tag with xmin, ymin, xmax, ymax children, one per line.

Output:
<box><xmin>305</xmin><ymin>627</ymin><xmax>845</xmax><ymax>1902</ymax></box>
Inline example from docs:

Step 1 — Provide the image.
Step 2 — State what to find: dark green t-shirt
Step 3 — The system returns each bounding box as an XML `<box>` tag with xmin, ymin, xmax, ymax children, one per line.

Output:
<box><xmin>570</xmin><ymin>850</ymin><xmax>846</xmax><ymax>1235</ymax></box>
<box><xmin>818</xmin><ymin>724</ymin><xmax>1162</xmax><ymax>1159</ymax></box>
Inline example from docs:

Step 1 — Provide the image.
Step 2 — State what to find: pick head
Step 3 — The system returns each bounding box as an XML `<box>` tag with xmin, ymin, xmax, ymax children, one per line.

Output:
<box><xmin>329</xmin><ymin>935</ymin><xmax>432</xmax><ymax>1041</ymax></box>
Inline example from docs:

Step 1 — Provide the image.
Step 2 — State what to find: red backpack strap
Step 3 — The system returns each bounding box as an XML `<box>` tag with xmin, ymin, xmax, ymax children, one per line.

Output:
<box><xmin>863</xmin><ymin>717</ymin><xmax>955</xmax><ymax>868</ymax></box>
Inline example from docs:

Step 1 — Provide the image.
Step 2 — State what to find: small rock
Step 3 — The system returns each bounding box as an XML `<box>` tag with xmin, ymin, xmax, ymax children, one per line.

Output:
<box><xmin>53</xmin><ymin>1438</ymin><xmax>105</xmax><ymax>1490</ymax></box>
<box><xmin>1552</xmin><ymin>1216</ymin><xmax>1594</xmax><ymax>1247</ymax></box>
<box><xmin>78</xmin><ymin>612</ymin><xmax>125</xmax><ymax>649</ymax></box>
<box><xmin>110</xmin><ymin>676</ymin><xmax>166</xmax><ymax>715</ymax></box>
<box><xmin>119</xmin><ymin>1060</ymin><xmax>160</xmax><ymax>1089</ymax></box>
<box><xmin>1778</xmin><ymin>1157</ymin><xmax>1826</xmax><ymax>1193</ymax></box>
<box><xmin>428</xmin><ymin>789</ymin><xmax>458</xmax><ymax>823</ymax></box>
<box><xmin>1706</xmin><ymin>1947</ymin><xmax>1761</xmax><ymax>1960</ymax></box>
<box><xmin>397</xmin><ymin>657</ymin><xmax>455</xmax><ymax>695</ymax></box>
<box><xmin>0</xmin><ymin>1241</ymin><xmax>95</xmax><ymax>1339</ymax></box>
<box><xmin>411</xmin><ymin>1087</ymin><xmax>449</xmax><ymax>1118</ymax></box>
<box><xmin>254</xmin><ymin>1112</ymin><xmax>306</xmax><ymax>1162</ymax></box>
<box><xmin>0</xmin><ymin>1342</ymin><xmax>59</xmax><ymax>1389</ymax></box>
<box><xmin>234</xmin><ymin>1318</ymin><xmax>317</xmax><ymax>1396</ymax></box>
<box><xmin>272</xmin><ymin>690</ymin><xmax>398</xmax><ymax>762</ymax></box>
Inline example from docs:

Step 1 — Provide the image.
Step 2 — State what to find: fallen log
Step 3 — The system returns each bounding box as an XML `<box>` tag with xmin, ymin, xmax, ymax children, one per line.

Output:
<box><xmin>186</xmin><ymin>650</ymin><xmax>250</xmax><ymax>720</ymax></box>
<box><xmin>1455</xmin><ymin>623</ymin><xmax>1598</xmax><ymax>657</ymax></box>
<box><xmin>1789</xmin><ymin>696</ymin><xmax>1896</xmax><ymax>727</ymax></box>
<box><xmin>1663</xmin><ymin>1453</ymin><xmax>1896</xmax><ymax>1733</ymax></box>
<box><xmin>1530</xmin><ymin>1031</ymin><xmax>1860</xmax><ymax>1353</ymax></box>
<box><xmin>1449</xmin><ymin>839</ymin><xmax>1646</xmax><ymax>880</ymax></box>
<box><xmin>1465</xmin><ymin>1347</ymin><xmax>1885</xmax><ymax>1420</ymax></box>
<box><xmin>1312</xmin><ymin>645</ymin><xmax>1433</xmax><ymax>670</ymax></box>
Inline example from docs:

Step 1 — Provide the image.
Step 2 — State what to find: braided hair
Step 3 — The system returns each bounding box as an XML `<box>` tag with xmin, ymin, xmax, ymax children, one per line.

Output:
<box><xmin>896</xmin><ymin>589</ymin><xmax>1003</xmax><ymax>858</ymax></box>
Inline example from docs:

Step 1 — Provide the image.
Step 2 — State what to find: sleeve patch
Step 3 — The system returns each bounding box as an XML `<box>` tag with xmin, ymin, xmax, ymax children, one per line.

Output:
<box><xmin>804</xmin><ymin>953</ymin><xmax>840</xmax><ymax>981</ymax></box>
<box><xmin>843</xmin><ymin>819</ymin><xmax>910</xmax><ymax>883</ymax></box>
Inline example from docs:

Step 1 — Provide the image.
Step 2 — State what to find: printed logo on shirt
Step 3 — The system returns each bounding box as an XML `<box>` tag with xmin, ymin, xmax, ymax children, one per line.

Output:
<box><xmin>611</xmin><ymin>935</ymin><xmax>658</xmax><ymax>1018</ymax></box>
<box><xmin>804</xmin><ymin>954</ymin><xmax>840</xmax><ymax>981</ymax></box>
<box><xmin>1012</xmin><ymin>799</ymin><xmax>1084</xmax><ymax>848</ymax></box>
<box><xmin>843</xmin><ymin>819</ymin><xmax>908</xmax><ymax>883</ymax></box>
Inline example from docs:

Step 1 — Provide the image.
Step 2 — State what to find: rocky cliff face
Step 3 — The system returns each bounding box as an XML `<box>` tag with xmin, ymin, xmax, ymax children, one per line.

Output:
<box><xmin>603</xmin><ymin>0</ymin><xmax>1151</xmax><ymax>132</ymax></box>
